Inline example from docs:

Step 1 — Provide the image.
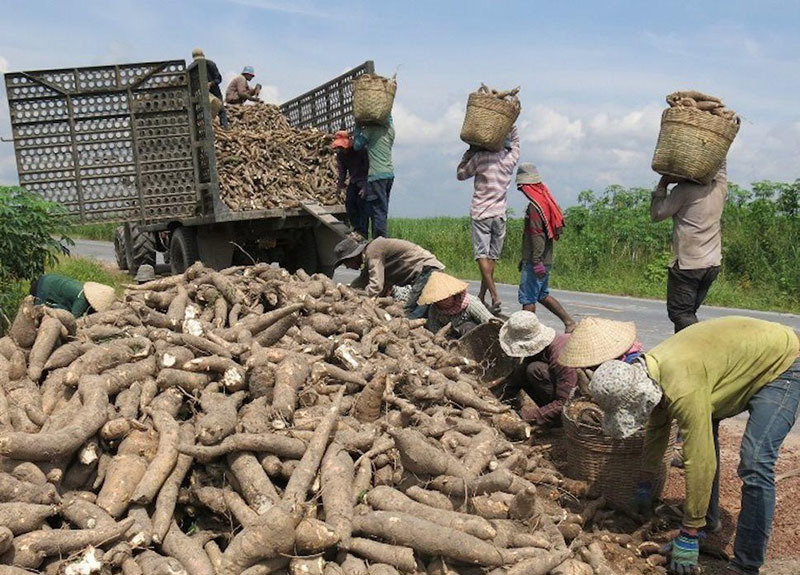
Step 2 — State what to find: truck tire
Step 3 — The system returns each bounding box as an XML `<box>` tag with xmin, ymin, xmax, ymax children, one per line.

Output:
<box><xmin>114</xmin><ymin>226</ymin><xmax>128</xmax><ymax>270</ymax></box>
<box><xmin>170</xmin><ymin>227</ymin><xmax>199</xmax><ymax>274</ymax></box>
<box><xmin>129</xmin><ymin>224</ymin><xmax>156</xmax><ymax>275</ymax></box>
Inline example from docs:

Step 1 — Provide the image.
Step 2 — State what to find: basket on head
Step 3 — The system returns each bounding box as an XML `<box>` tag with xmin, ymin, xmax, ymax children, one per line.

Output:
<box><xmin>456</xmin><ymin>321</ymin><xmax>518</xmax><ymax>389</ymax></box>
<box><xmin>652</xmin><ymin>106</ymin><xmax>739</xmax><ymax>184</ymax></box>
<box><xmin>562</xmin><ymin>399</ymin><xmax>677</xmax><ymax>512</ymax></box>
<box><xmin>460</xmin><ymin>89</ymin><xmax>521</xmax><ymax>152</ymax></box>
<box><xmin>353</xmin><ymin>74</ymin><xmax>396</xmax><ymax>125</ymax></box>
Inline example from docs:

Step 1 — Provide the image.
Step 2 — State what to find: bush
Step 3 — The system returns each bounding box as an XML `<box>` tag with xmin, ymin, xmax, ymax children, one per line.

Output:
<box><xmin>0</xmin><ymin>186</ymin><xmax>73</xmax><ymax>330</ymax></box>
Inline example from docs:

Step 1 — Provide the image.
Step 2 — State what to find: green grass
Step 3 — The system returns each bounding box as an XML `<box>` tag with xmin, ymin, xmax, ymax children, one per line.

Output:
<box><xmin>71</xmin><ymin>223</ymin><xmax>116</xmax><ymax>242</ymax></box>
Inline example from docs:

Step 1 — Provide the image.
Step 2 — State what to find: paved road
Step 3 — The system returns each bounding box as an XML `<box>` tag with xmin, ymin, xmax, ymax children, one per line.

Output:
<box><xmin>73</xmin><ymin>238</ymin><xmax>799</xmax><ymax>349</ymax></box>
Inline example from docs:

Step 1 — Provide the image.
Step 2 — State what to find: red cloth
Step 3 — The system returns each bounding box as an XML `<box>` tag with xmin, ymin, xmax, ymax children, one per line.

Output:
<box><xmin>520</xmin><ymin>183</ymin><xmax>564</xmax><ymax>240</ymax></box>
<box><xmin>434</xmin><ymin>290</ymin><xmax>469</xmax><ymax>316</ymax></box>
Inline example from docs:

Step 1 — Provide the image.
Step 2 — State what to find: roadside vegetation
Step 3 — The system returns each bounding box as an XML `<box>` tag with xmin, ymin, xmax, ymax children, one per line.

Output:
<box><xmin>68</xmin><ymin>179</ymin><xmax>800</xmax><ymax>314</ymax></box>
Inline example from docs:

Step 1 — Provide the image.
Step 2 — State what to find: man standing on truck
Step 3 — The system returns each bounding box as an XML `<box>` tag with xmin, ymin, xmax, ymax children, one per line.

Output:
<box><xmin>226</xmin><ymin>66</ymin><xmax>262</xmax><ymax>105</ymax></box>
<box><xmin>457</xmin><ymin>125</ymin><xmax>520</xmax><ymax>315</ymax></box>
<box><xmin>332</xmin><ymin>131</ymin><xmax>369</xmax><ymax>238</ymax></box>
<box><xmin>651</xmin><ymin>161</ymin><xmax>727</xmax><ymax>333</ymax></box>
<box><xmin>354</xmin><ymin>116</ymin><xmax>395</xmax><ymax>238</ymax></box>
<box><xmin>333</xmin><ymin>235</ymin><xmax>443</xmax><ymax>317</ymax></box>
<box><xmin>190</xmin><ymin>48</ymin><xmax>228</xmax><ymax>129</ymax></box>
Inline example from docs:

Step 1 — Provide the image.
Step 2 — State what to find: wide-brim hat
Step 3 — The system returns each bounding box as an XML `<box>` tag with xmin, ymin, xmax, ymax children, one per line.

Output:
<box><xmin>135</xmin><ymin>264</ymin><xmax>156</xmax><ymax>284</ymax></box>
<box><xmin>557</xmin><ymin>317</ymin><xmax>637</xmax><ymax>367</ymax></box>
<box><xmin>417</xmin><ymin>272</ymin><xmax>468</xmax><ymax>305</ymax></box>
<box><xmin>516</xmin><ymin>163</ymin><xmax>542</xmax><ymax>185</ymax></box>
<box><xmin>499</xmin><ymin>311</ymin><xmax>556</xmax><ymax>358</ymax></box>
<box><xmin>84</xmin><ymin>282</ymin><xmax>116</xmax><ymax>312</ymax></box>
<box><xmin>242</xmin><ymin>65</ymin><xmax>255</xmax><ymax>76</ymax></box>
<box><xmin>334</xmin><ymin>236</ymin><xmax>367</xmax><ymax>267</ymax></box>
<box><xmin>588</xmin><ymin>360</ymin><xmax>662</xmax><ymax>439</ymax></box>
<box><xmin>331</xmin><ymin>130</ymin><xmax>352</xmax><ymax>149</ymax></box>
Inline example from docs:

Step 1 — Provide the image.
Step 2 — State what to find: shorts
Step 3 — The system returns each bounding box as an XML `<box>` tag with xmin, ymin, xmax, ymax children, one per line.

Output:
<box><xmin>471</xmin><ymin>216</ymin><xmax>506</xmax><ymax>260</ymax></box>
<box><xmin>518</xmin><ymin>261</ymin><xmax>550</xmax><ymax>305</ymax></box>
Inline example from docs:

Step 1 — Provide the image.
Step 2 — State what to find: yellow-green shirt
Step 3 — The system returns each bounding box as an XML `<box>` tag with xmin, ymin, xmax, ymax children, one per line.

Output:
<box><xmin>643</xmin><ymin>316</ymin><xmax>798</xmax><ymax>528</ymax></box>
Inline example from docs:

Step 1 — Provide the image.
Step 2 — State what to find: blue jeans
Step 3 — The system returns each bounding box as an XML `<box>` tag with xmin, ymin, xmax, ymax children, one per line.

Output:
<box><xmin>345</xmin><ymin>179</ymin><xmax>368</xmax><ymax>237</ymax></box>
<box><xmin>366</xmin><ymin>178</ymin><xmax>393</xmax><ymax>238</ymax></box>
<box><xmin>518</xmin><ymin>261</ymin><xmax>551</xmax><ymax>306</ymax></box>
<box><xmin>730</xmin><ymin>358</ymin><xmax>800</xmax><ymax>574</ymax></box>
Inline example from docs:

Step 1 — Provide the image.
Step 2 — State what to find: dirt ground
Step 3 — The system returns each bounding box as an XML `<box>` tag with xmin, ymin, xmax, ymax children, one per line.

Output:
<box><xmin>545</xmin><ymin>418</ymin><xmax>800</xmax><ymax>574</ymax></box>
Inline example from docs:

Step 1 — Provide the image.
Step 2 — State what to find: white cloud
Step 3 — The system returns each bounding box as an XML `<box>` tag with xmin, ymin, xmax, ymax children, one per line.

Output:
<box><xmin>392</xmin><ymin>102</ymin><xmax>463</xmax><ymax>144</ymax></box>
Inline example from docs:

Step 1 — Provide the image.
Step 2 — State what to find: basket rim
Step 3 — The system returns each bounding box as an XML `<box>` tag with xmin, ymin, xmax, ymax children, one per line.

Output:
<box><xmin>661</xmin><ymin>106</ymin><xmax>739</xmax><ymax>141</ymax></box>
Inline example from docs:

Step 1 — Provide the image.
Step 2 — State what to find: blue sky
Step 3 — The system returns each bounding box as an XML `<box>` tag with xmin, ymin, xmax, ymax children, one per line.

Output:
<box><xmin>1</xmin><ymin>0</ymin><xmax>798</xmax><ymax>217</ymax></box>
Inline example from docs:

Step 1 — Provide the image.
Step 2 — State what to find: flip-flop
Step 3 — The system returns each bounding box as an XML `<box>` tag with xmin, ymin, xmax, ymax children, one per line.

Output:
<box><xmin>489</xmin><ymin>302</ymin><xmax>502</xmax><ymax>315</ymax></box>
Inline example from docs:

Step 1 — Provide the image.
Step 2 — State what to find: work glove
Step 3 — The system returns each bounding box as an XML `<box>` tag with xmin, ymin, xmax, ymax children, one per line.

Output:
<box><xmin>532</xmin><ymin>262</ymin><xmax>547</xmax><ymax>279</ymax></box>
<box><xmin>634</xmin><ymin>480</ymin><xmax>654</xmax><ymax>517</ymax></box>
<box><xmin>667</xmin><ymin>531</ymin><xmax>700</xmax><ymax>575</ymax></box>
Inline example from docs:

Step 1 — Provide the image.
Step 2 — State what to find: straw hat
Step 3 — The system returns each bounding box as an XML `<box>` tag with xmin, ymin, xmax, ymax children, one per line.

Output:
<box><xmin>331</xmin><ymin>130</ymin><xmax>352</xmax><ymax>149</ymax></box>
<box><xmin>499</xmin><ymin>311</ymin><xmax>556</xmax><ymax>358</ymax></box>
<box><xmin>557</xmin><ymin>317</ymin><xmax>637</xmax><ymax>368</ymax></box>
<box><xmin>417</xmin><ymin>272</ymin><xmax>468</xmax><ymax>305</ymax></box>
<box><xmin>84</xmin><ymin>282</ymin><xmax>116</xmax><ymax>312</ymax></box>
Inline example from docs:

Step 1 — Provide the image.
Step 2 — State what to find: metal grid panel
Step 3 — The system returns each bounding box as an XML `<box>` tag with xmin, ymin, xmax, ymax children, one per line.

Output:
<box><xmin>5</xmin><ymin>61</ymin><xmax>199</xmax><ymax>224</ymax></box>
<box><xmin>280</xmin><ymin>61</ymin><xmax>374</xmax><ymax>133</ymax></box>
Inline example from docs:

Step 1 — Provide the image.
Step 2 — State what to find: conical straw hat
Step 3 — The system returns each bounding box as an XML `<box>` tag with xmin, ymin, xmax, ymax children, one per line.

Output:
<box><xmin>557</xmin><ymin>317</ymin><xmax>637</xmax><ymax>367</ymax></box>
<box><xmin>84</xmin><ymin>282</ymin><xmax>116</xmax><ymax>312</ymax></box>
<box><xmin>418</xmin><ymin>272</ymin><xmax>468</xmax><ymax>305</ymax></box>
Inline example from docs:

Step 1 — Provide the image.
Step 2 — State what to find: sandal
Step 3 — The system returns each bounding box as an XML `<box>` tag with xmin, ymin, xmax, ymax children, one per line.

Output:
<box><xmin>488</xmin><ymin>301</ymin><xmax>502</xmax><ymax>315</ymax></box>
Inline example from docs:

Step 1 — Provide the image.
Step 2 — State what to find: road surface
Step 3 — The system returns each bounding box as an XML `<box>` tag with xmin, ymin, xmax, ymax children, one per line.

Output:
<box><xmin>72</xmin><ymin>238</ymin><xmax>799</xmax><ymax>349</ymax></box>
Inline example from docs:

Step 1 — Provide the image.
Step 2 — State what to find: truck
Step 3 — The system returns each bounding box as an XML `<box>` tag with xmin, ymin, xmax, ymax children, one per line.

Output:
<box><xmin>4</xmin><ymin>59</ymin><xmax>374</xmax><ymax>275</ymax></box>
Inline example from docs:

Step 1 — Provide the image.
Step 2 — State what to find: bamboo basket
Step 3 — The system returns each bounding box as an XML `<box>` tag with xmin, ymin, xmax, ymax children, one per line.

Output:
<box><xmin>456</xmin><ymin>320</ymin><xmax>517</xmax><ymax>389</ymax></box>
<box><xmin>353</xmin><ymin>74</ymin><xmax>396</xmax><ymax>125</ymax></box>
<box><xmin>652</xmin><ymin>106</ymin><xmax>739</xmax><ymax>184</ymax></box>
<box><xmin>460</xmin><ymin>91</ymin><xmax>520</xmax><ymax>152</ymax></box>
<box><xmin>562</xmin><ymin>400</ymin><xmax>677</xmax><ymax>511</ymax></box>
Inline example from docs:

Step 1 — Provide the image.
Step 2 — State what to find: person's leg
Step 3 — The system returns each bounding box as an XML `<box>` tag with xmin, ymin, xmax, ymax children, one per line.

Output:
<box><xmin>471</xmin><ymin>218</ymin><xmax>491</xmax><ymax>304</ymax></box>
<box><xmin>345</xmin><ymin>181</ymin><xmax>360</xmax><ymax>234</ymax></box>
<box><xmin>484</xmin><ymin>217</ymin><xmax>505</xmax><ymax>309</ymax></box>
<box><xmin>518</xmin><ymin>261</ymin><xmax>540</xmax><ymax>314</ymax></box>
<box><xmin>693</xmin><ymin>266</ymin><xmax>720</xmax><ymax>315</ymax></box>
<box><xmin>368</xmin><ymin>179</ymin><xmax>390</xmax><ymax>238</ymax></box>
<box><xmin>706</xmin><ymin>419</ymin><xmax>722</xmax><ymax>531</ymax></box>
<box><xmin>732</xmin><ymin>359</ymin><xmax>800</xmax><ymax>574</ymax></box>
<box><xmin>540</xmin><ymin>295</ymin><xmax>576</xmax><ymax>333</ymax></box>
<box><xmin>666</xmin><ymin>265</ymin><xmax>703</xmax><ymax>333</ymax></box>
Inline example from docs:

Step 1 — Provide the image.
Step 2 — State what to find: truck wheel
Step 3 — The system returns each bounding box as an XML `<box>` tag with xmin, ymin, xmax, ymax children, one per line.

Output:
<box><xmin>128</xmin><ymin>224</ymin><xmax>156</xmax><ymax>275</ymax></box>
<box><xmin>114</xmin><ymin>227</ymin><xmax>128</xmax><ymax>270</ymax></box>
<box><xmin>170</xmin><ymin>227</ymin><xmax>199</xmax><ymax>274</ymax></box>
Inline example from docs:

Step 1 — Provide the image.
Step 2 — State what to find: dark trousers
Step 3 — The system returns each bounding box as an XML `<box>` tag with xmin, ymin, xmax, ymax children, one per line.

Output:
<box><xmin>345</xmin><ymin>180</ymin><xmax>368</xmax><ymax>238</ymax></box>
<box><xmin>666</xmin><ymin>264</ymin><xmax>720</xmax><ymax>333</ymax></box>
<box><xmin>210</xmin><ymin>83</ymin><xmax>229</xmax><ymax>128</ymax></box>
<box><xmin>366</xmin><ymin>178</ymin><xmax>393</xmax><ymax>238</ymax></box>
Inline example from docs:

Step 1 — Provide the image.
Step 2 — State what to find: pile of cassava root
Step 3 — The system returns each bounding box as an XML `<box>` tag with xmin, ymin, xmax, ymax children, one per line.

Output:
<box><xmin>213</xmin><ymin>104</ymin><xmax>343</xmax><ymax>212</ymax></box>
<box><xmin>0</xmin><ymin>263</ymin><xmax>672</xmax><ymax>575</ymax></box>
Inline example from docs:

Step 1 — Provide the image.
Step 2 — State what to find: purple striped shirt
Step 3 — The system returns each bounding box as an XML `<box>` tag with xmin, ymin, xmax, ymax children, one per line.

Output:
<box><xmin>456</xmin><ymin>126</ymin><xmax>520</xmax><ymax>219</ymax></box>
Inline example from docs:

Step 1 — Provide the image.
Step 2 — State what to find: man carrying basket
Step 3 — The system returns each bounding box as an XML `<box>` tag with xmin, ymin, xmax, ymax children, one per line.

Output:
<box><xmin>588</xmin><ymin>316</ymin><xmax>799</xmax><ymax>575</ymax></box>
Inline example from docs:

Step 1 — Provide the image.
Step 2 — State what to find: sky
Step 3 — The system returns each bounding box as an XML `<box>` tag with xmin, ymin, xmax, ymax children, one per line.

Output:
<box><xmin>0</xmin><ymin>0</ymin><xmax>798</xmax><ymax>217</ymax></box>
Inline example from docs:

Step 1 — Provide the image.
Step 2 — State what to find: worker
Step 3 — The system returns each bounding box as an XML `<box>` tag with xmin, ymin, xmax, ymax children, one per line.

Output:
<box><xmin>557</xmin><ymin>317</ymin><xmax>642</xmax><ymax>368</ymax></box>
<box><xmin>419</xmin><ymin>272</ymin><xmax>493</xmax><ymax>337</ymax></box>
<box><xmin>354</xmin><ymin>116</ymin><xmax>395</xmax><ymax>238</ymax></box>
<box><xmin>456</xmin><ymin>125</ymin><xmax>520</xmax><ymax>314</ymax></box>
<box><xmin>190</xmin><ymin>48</ymin><xmax>228</xmax><ymax>128</ymax></box>
<box><xmin>588</xmin><ymin>316</ymin><xmax>799</xmax><ymax>575</ymax></box>
<box><xmin>332</xmin><ymin>130</ymin><xmax>369</xmax><ymax>238</ymax></box>
<box><xmin>515</xmin><ymin>163</ymin><xmax>575</xmax><ymax>332</ymax></box>
<box><xmin>29</xmin><ymin>274</ymin><xmax>116</xmax><ymax>316</ymax></box>
<box><xmin>651</xmin><ymin>161</ymin><xmax>727</xmax><ymax>333</ymax></box>
<box><xmin>499</xmin><ymin>310</ymin><xmax>576</xmax><ymax>428</ymax></box>
<box><xmin>225</xmin><ymin>66</ymin><xmax>262</xmax><ymax>105</ymax></box>
<box><xmin>333</xmin><ymin>235</ymin><xmax>443</xmax><ymax>317</ymax></box>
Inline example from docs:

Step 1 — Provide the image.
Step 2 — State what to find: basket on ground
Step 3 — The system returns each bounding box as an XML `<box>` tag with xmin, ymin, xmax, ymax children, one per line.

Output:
<box><xmin>562</xmin><ymin>399</ymin><xmax>677</xmax><ymax>511</ymax></box>
<box><xmin>456</xmin><ymin>320</ymin><xmax>517</xmax><ymax>389</ymax></box>
<box><xmin>652</xmin><ymin>106</ymin><xmax>739</xmax><ymax>185</ymax></box>
<box><xmin>353</xmin><ymin>74</ymin><xmax>396</xmax><ymax>125</ymax></box>
<box><xmin>460</xmin><ymin>91</ymin><xmax>520</xmax><ymax>152</ymax></box>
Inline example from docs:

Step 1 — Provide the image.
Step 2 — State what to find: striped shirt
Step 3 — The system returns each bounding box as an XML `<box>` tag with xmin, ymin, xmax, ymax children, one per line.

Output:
<box><xmin>456</xmin><ymin>126</ymin><xmax>520</xmax><ymax>219</ymax></box>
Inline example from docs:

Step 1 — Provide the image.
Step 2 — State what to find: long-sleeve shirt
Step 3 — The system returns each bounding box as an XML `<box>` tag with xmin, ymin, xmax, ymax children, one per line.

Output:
<box><xmin>522</xmin><ymin>203</ymin><xmax>553</xmax><ymax>265</ymax></box>
<box><xmin>526</xmin><ymin>333</ymin><xmax>576</xmax><ymax>425</ymax></box>
<box><xmin>642</xmin><ymin>316</ymin><xmax>799</xmax><ymax>528</ymax></box>
<box><xmin>225</xmin><ymin>75</ymin><xmax>256</xmax><ymax>104</ymax></box>
<box><xmin>33</xmin><ymin>274</ymin><xmax>90</xmax><ymax>316</ymax></box>
<box><xmin>456</xmin><ymin>126</ymin><xmax>520</xmax><ymax>220</ymax></box>
<box><xmin>336</xmin><ymin>148</ymin><xmax>369</xmax><ymax>189</ymax></box>
<box><xmin>350</xmin><ymin>238</ymin><xmax>444</xmax><ymax>296</ymax></box>
<box><xmin>426</xmin><ymin>294</ymin><xmax>493</xmax><ymax>334</ymax></box>
<box><xmin>650</xmin><ymin>162</ymin><xmax>727</xmax><ymax>270</ymax></box>
<box><xmin>354</xmin><ymin>119</ymin><xmax>394</xmax><ymax>181</ymax></box>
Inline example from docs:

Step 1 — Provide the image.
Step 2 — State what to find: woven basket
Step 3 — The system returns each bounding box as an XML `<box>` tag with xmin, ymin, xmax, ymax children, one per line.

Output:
<box><xmin>562</xmin><ymin>401</ymin><xmax>677</xmax><ymax>511</ymax></box>
<box><xmin>353</xmin><ymin>74</ymin><xmax>396</xmax><ymax>125</ymax></box>
<box><xmin>652</xmin><ymin>107</ymin><xmax>739</xmax><ymax>184</ymax></box>
<box><xmin>456</xmin><ymin>320</ymin><xmax>517</xmax><ymax>389</ymax></box>
<box><xmin>460</xmin><ymin>92</ymin><xmax>521</xmax><ymax>152</ymax></box>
